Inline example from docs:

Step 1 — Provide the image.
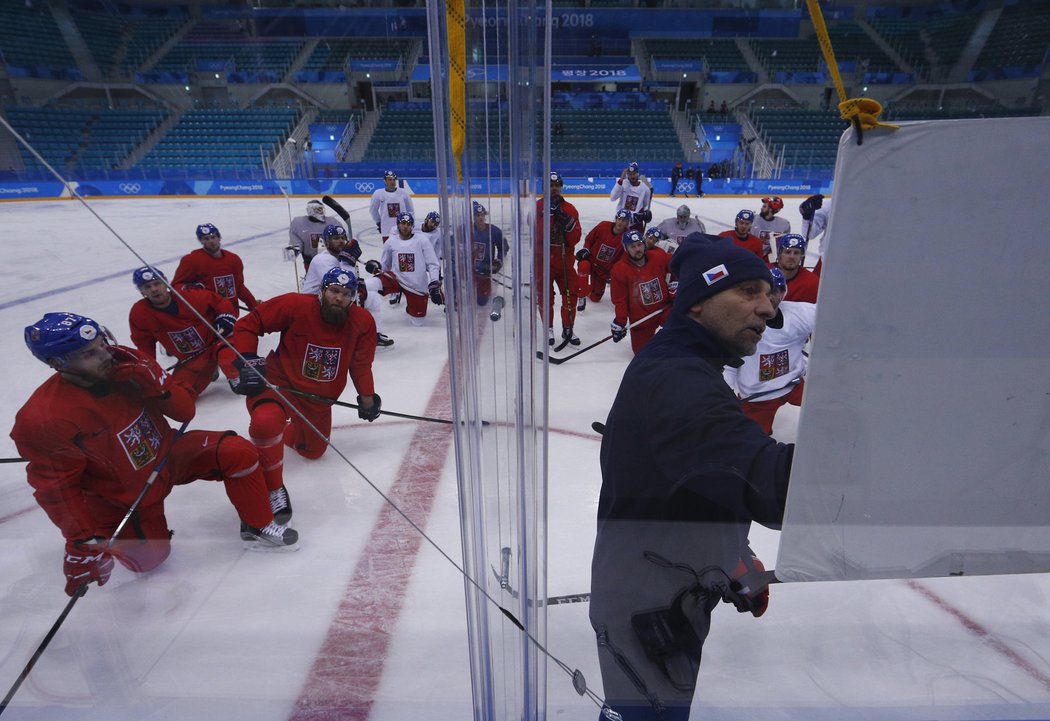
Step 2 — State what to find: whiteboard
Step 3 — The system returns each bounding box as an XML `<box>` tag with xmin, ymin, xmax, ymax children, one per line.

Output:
<box><xmin>776</xmin><ymin>116</ymin><xmax>1050</xmax><ymax>582</ymax></box>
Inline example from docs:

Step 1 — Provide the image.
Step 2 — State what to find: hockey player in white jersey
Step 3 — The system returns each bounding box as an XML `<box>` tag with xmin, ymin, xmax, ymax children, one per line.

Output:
<box><xmin>609</xmin><ymin>162</ymin><xmax>653</xmax><ymax>231</ymax></box>
<box><xmin>723</xmin><ymin>267</ymin><xmax>816</xmax><ymax>435</ymax></box>
<box><xmin>655</xmin><ymin>204</ymin><xmax>706</xmax><ymax>247</ymax></box>
<box><xmin>415</xmin><ymin>211</ymin><xmax>443</xmax><ymax>267</ymax></box>
<box><xmin>368</xmin><ymin>211</ymin><xmax>443</xmax><ymax>326</ymax></box>
<box><xmin>300</xmin><ymin>225</ymin><xmax>394</xmax><ymax>347</ymax></box>
<box><xmin>369</xmin><ymin>170</ymin><xmax>415</xmax><ymax>243</ymax></box>
<box><xmin>799</xmin><ymin>194</ymin><xmax>829</xmax><ymax>275</ymax></box>
<box><xmin>751</xmin><ymin>196</ymin><xmax>791</xmax><ymax>261</ymax></box>
<box><xmin>289</xmin><ymin>199</ymin><xmax>346</xmax><ymax>269</ymax></box>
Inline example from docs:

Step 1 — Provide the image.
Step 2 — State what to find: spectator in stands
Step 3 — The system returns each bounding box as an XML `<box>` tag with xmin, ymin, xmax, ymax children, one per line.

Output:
<box><xmin>720</xmin><ymin>100</ymin><xmax>729</xmax><ymax>115</ymax></box>
<box><xmin>707</xmin><ymin>100</ymin><xmax>716</xmax><ymax>114</ymax></box>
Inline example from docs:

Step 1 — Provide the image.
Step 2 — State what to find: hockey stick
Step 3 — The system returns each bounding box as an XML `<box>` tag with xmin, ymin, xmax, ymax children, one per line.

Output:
<box><xmin>536</xmin><ymin>306</ymin><xmax>665</xmax><ymax>365</ymax></box>
<box><xmin>278</xmin><ymin>387</ymin><xmax>489</xmax><ymax>427</ymax></box>
<box><xmin>0</xmin><ymin>419</ymin><xmax>190</xmax><ymax>716</ymax></box>
<box><xmin>0</xmin><ymin>457</ymin><xmax>27</xmax><ymax>464</ymax></box>
<box><xmin>545</xmin><ymin>569</ymin><xmax>781</xmax><ymax>608</ymax></box>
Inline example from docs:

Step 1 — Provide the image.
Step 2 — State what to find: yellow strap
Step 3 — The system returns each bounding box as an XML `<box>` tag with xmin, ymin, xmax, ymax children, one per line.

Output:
<box><xmin>806</xmin><ymin>0</ymin><xmax>898</xmax><ymax>133</ymax></box>
<box><xmin>446</xmin><ymin>0</ymin><xmax>467</xmax><ymax>181</ymax></box>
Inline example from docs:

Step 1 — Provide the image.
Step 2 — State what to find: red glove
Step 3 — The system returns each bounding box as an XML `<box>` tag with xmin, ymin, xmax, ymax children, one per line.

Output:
<box><xmin>357</xmin><ymin>284</ymin><xmax>368</xmax><ymax>305</ymax></box>
<box><xmin>729</xmin><ymin>555</ymin><xmax>769</xmax><ymax>617</ymax></box>
<box><xmin>109</xmin><ymin>345</ymin><xmax>172</xmax><ymax>397</ymax></box>
<box><xmin>64</xmin><ymin>538</ymin><xmax>114</xmax><ymax>597</ymax></box>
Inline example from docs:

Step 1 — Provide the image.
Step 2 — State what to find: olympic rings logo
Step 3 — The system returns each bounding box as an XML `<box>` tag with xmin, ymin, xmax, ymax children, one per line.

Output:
<box><xmin>355</xmin><ymin>182</ymin><xmax>375</xmax><ymax>193</ymax></box>
<box><xmin>119</xmin><ymin>183</ymin><xmax>142</xmax><ymax>194</ymax></box>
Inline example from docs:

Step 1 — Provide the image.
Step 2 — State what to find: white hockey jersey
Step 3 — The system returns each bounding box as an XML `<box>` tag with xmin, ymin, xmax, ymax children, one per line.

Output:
<box><xmin>609</xmin><ymin>179</ymin><xmax>652</xmax><ymax>216</ymax></box>
<box><xmin>380</xmin><ymin>232</ymin><xmax>440</xmax><ymax>296</ymax></box>
<box><xmin>723</xmin><ymin>300</ymin><xmax>816</xmax><ymax>401</ymax></box>
<box><xmin>751</xmin><ymin>214</ymin><xmax>791</xmax><ymax>261</ymax></box>
<box><xmin>369</xmin><ymin>187</ymin><xmax>415</xmax><ymax>239</ymax></box>
<box><xmin>656</xmin><ymin>216</ymin><xmax>706</xmax><ymax>247</ymax></box>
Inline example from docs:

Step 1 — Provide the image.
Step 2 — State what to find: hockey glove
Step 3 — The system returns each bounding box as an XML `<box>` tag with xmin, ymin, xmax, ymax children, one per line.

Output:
<box><xmin>490</xmin><ymin>258</ymin><xmax>502</xmax><ymax>275</ymax></box>
<box><xmin>727</xmin><ymin>555</ymin><xmax>770</xmax><ymax>617</ymax></box>
<box><xmin>364</xmin><ymin>259</ymin><xmax>382</xmax><ymax>276</ymax></box>
<box><xmin>357</xmin><ymin>284</ymin><xmax>368</xmax><ymax>305</ymax></box>
<box><xmin>109</xmin><ymin>345</ymin><xmax>172</xmax><ymax>398</ymax></box>
<box><xmin>799</xmin><ymin>194</ymin><xmax>824</xmax><ymax>221</ymax></box>
<box><xmin>338</xmin><ymin>240</ymin><xmax>362</xmax><ymax>265</ymax></box>
<box><xmin>610</xmin><ymin>321</ymin><xmax>627</xmax><ymax>343</ymax></box>
<box><xmin>357</xmin><ymin>393</ymin><xmax>381</xmax><ymax>422</ymax></box>
<box><xmin>230</xmin><ymin>352</ymin><xmax>267</xmax><ymax>396</ymax></box>
<box><xmin>635</xmin><ymin>208</ymin><xmax>653</xmax><ymax>224</ymax></box>
<box><xmin>375</xmin><ymin>221</ymin><xmax>382</xmax><ymax>232</ymax></box>
<box><xmin>64</xmin><ymin>538</ymin><xmax>113</xmax><ymax>597</ymax></box>
<box><xmin>428</xmin><ymin>280</ymin><xmax>445</xmax><ymax>305</ymax></box>
<box><xmin>215</xmin><ymin>313</ymin><xmax>236</xmax><ymax>338</ymax></box>
<box><xmin>575</xmin><ymin>247</ymin><xmax>591</xmax><ymax>262</ymax></box>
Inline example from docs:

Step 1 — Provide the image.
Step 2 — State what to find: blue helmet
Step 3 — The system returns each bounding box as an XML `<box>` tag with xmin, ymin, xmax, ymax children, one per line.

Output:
<box><xmin>320</xmin><ymin>267</ymin><xmax>359</xmax><ymax>293</ymax></box>
<box><xmin>195</xmin><ymin>223</ymin><xmax>220</xmax><ymax>240</ymax></box>
<box><xmin>472</xmin><ymin>201</ymin><xmax>486</xmax><ymax>217</ymax></box>
<box><xmin>769</xmin><ymin>267</ymin><xmax>788</xmax><ymax>292</ymax></box>
<box><xmin>549</xmin><ymin>170</ymin><xmax>563</xmax><ymax>186</ymax></box>
<box><xmin>383</xmin><ymin>170</ymin><xmax>398</xmax><ymax>180</ymax></box>
<box><xmin>25</xmin><ymin>312</ymin><xmax>105</xmax><ymax>365</ymax></box>
<box><xmin>644</xmin><ymin>226</ymin><xmax>664</xmax><ymax>240</ymax></box>
<box><xmin>614</xmin><ymin>208</ymin><xmax>632</xmax><ymax>223</ymax></box>
<box><xmin>627</xmin><ymin>162</ymin><xmax>640</xmax><ymax>173</ymax></box>
<box><xmin>396</xmin><ymin>211</ymin><xmax>414</xmax><ymax>226</ymax></box>
<box><xmin>622</xmin><ymin>229</ymin><xmax>645</xmax><ymax>247</ymax></box>
<box><xmin>425</xmin><ymin>211</ymin><xmax>441</xmax><ymax>226</ymax></box>
<box><xmin>323</xmin><ymin>224</ymin><xmax>347</xmax><ymax>243</ymax></box>
<box><xmin>777</xmin><ymin>233</ymin><xmax>807</xmax><ymax>253</ymax></box>
<box><xmin>132</xmin><ymin>266</ymin><xmax>167</xmax><ymax>287</ymax></box>
<box><xmin>736</xmin><ymin>209</ymin><xmax>755</xmax><ymax>223</ymax></box>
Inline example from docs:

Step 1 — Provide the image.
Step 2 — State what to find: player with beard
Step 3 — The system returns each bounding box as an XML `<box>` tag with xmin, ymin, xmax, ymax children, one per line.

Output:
<box><xmin>773</xmin><ymin>234</ymin><xmax>819</xmax><ymax>303</ymax></box>
<box><xmin>220</xmin><ymin>267</ymin><xmax>380</xmax><ymax>520</ymax></box>
<box><xmin>609</xmin><ymin>229</ymin><xmax>675</xmax><ymax>354</ymax></box>
<box><xmin>750</xmin><ymin>197</ymin><xmax>791</xmax><ymax>261</ymax></box>
<box><xmin>288</xmin><ymin>200</ymin><xmax>346</xmax><ymax>269</ymax></box>
<box><xmin>718</xmin><ymin>209</ymin><xmax>765</xmax><ymax>259</ymax></box>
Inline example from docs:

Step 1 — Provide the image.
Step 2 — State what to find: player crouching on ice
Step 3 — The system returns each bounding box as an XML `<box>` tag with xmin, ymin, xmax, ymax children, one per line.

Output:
<box><xmin>11</xmin><ymin>313</ymin><xmax>296</xmax><ymax>596</ymax></box>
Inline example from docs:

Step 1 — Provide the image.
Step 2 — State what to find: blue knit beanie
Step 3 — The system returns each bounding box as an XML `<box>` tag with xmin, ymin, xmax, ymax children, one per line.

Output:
<box><xmin>670</xmin><ymin>233</ymin><xmax>774</xmax><ymax>313</ymax></box>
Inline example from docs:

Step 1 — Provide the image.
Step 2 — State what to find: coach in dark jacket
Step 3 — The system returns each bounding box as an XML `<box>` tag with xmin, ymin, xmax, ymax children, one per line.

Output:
<box><xmin>590</xmin><ymin>235</ymin><xmax>793</xmax><ymax>721</ymax></box>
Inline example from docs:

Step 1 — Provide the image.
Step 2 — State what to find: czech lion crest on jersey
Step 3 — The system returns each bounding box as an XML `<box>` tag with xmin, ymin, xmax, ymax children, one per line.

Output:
<box><xmin>118</xmin><ymin>411</ymin><xmax>163</xmax><ymax>471</ymax></box>
<box><xmin>212</xmin><ymin>274</ymin><xmax>236</xmax><ymax>299</ymax></box>
<box><xmin>386</xmin><ymin>203</ymin><xmax>402</xmax><ymax>218</ymax></box>
<box><xmin>596</xmin><ymin>243</ymin><xmax>619</xmax><ymax>264</ymax></box>
<box><xmin>302</xmin><ymin>343</ymin><xmax>341</xmax><ymax>382</ymax></box>
<box><xmin>759</xmin><ymin>350</ymin><xmax>790</xmax><ymax>382</ymax></box>
<box><xmin>638</xmin><ymin>277</ymin><xmax>665</xmax><ymax>306</ymax></box>
<box><xmin>396</xmin><ymin>252</ymin><xmax>416</xmax><ymax>273</ymax></box>
<box><xmin>167</xmin><ymin>327</ymin><xmax>206</xmax><ymax>355</ymax></box>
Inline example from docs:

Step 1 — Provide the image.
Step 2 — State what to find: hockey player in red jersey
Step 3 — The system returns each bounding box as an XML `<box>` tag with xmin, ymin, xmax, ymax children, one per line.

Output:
<box><xmin>575</xmin><ymin>208</ymin><xmax>629</xmax><ymax>311</ymax></box>
<box><xmin>11</xmin><ymin>313</ymin><xmax>296</xmax><ymax>597</ymax></box>
<box><xmin>773</xmin><ymin>234</ymin><xmax>819</xmax><ymax>303</ymax></box>
<box><xmin>718</xmin><ymin>209</ymin><xmax>765</xmax><ymax>260</ymax></box>
<box><xmin>128</xmin><ymin>266</ymin><xmax>236</xmax><ymax>397</ymax></box>
<box><xmin>172</xmin><ymin>223</ymin><xmax>259</xmax><ymax>316</ymax></box>
<box><xmin>535</xmin><ymin>171</ymin><xmax>583</xmax><ymax>346</ymax></box>
<box><xmin>609</xmin><ymin>229</ymin><xmax>675</xmax><ymax>354</ymax></box>
<box><xmin>220</xmin><ymin>267</ymin><xmax>380</xmax><ymax>506</ymax></box>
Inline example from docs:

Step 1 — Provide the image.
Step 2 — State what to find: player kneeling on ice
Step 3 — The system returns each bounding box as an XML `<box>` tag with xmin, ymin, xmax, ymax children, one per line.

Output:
<box><xmin>220</xmin><ymin>268</ymin><xmax>380</xmax><ymax>516</ymax></box>
<box><xmin>362</xmin><ymin>211</ymin><xmax>444</xmax><ymax>327</ymax></box>
<box><xmin>609</xmin><ymin>229</ymin><xmax>675</xmax><ymax>354</ymax></box>
<box><xmin>11</xmin><ymin>313</ymin><xmax>296</xmax><ymax>596</ymax></box>
<box><xmin>128</xmin><ymin>266</ymin><xmax>237</xmax><ymax>398</ymax></box>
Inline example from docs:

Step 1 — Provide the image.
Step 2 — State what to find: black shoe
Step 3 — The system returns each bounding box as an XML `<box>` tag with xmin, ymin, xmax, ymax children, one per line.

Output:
<box><xmin>576</xmin><ymin>297</ymin><xmax>586</xmax><ymax>312</ymax></box>
<box><xmin>389</xmin><ymin>293</ymin><xmax>402</xmax><ymax>305</ymax></box>
<box><xmin>548</xmin><ymin>328</ymin><xmax>555</xmax><ymax>346</ymax></box>
<box><xmin>269</xmin><ymin>486</ymin><xmax>292</xmax><ymax>525</ymax></box>
<box><xmin>562</xmin><ymin>327</ymin><xmax>580</xmax><ymax>346</ymax></box>
<box><xmin>376</xmin><ymin>333</ymin><xmax>394</xmax><ymax>347</ymax></box>
<box><xmin>240</xmin><ymin>520</ymin><xmax>298</xmax><ymax>550</ymax></box>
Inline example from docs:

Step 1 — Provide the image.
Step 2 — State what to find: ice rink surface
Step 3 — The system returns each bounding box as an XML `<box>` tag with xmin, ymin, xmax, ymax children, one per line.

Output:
<box><xmin>1</xmin><ymin>192</ymin><xmax>1049</xmax><ymax>721</ymax></box>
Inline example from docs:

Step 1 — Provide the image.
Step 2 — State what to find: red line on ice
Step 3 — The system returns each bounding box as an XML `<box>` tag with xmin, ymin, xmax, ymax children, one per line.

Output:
<box><xmin>905</xmin><ymin>579</ymin><xmax>1050</xmax><ymax>692</ymax></box>
<box><xmin>289</xmin><ymin>365</ymin><xmax>456</xmax><ymax>721</ymax></box>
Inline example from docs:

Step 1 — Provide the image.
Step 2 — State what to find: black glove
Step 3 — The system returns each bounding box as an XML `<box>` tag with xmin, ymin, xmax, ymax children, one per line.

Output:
<box><xmin>375</xmin><ymin>221</ymin><xmax>382</xmax><ymax>232</ymax></box>
<box><xmin>230</xmin><ymin>352</ymin><xmax>266</xmax><ymax>396</ymax></box>
<box><xmin>428</xmin><ymin>280</ymin><xmax>445</xmax><ymax>305</ymax></box>
<box><xmin>357</xmin><ymin>393</ymin><xmax>381</xmax><ymax>422</ymax></box>
<box><xmin>364</xmin><ymin>259</ymin><xmax>382</xmax><ymax>276</ymax></box>
<box><xmin>575</xmin><ymin>248</ymin><xmax>591</xmax><ymax>262</ymax></box>
<box><xmin>215</xmin><ymin>313</ymin><xmax>236</xmax><ymax>338</ymax></box>
<box><xmin>610</xmin><ymin>320</ymin><xmax>627</xmax><ymax>343</ymax></box>
<box><xmin>338</xmin><ymin>241</ymin><xmax>362</xmax><ymax>265</ymax></box>
<box><xmin>635</xmin><ymin>208</ymin><xmax>652</xmax><ymax>223</ymax></box>
<box><xmin>799</xmin><ymin>194</ymin><xmax>824</xmax><ymax>221</ymax></box>
<box><xmin>490</xmin><ymin>258</ymin><xmax>502</xmax><ymax>274</ymax></box>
